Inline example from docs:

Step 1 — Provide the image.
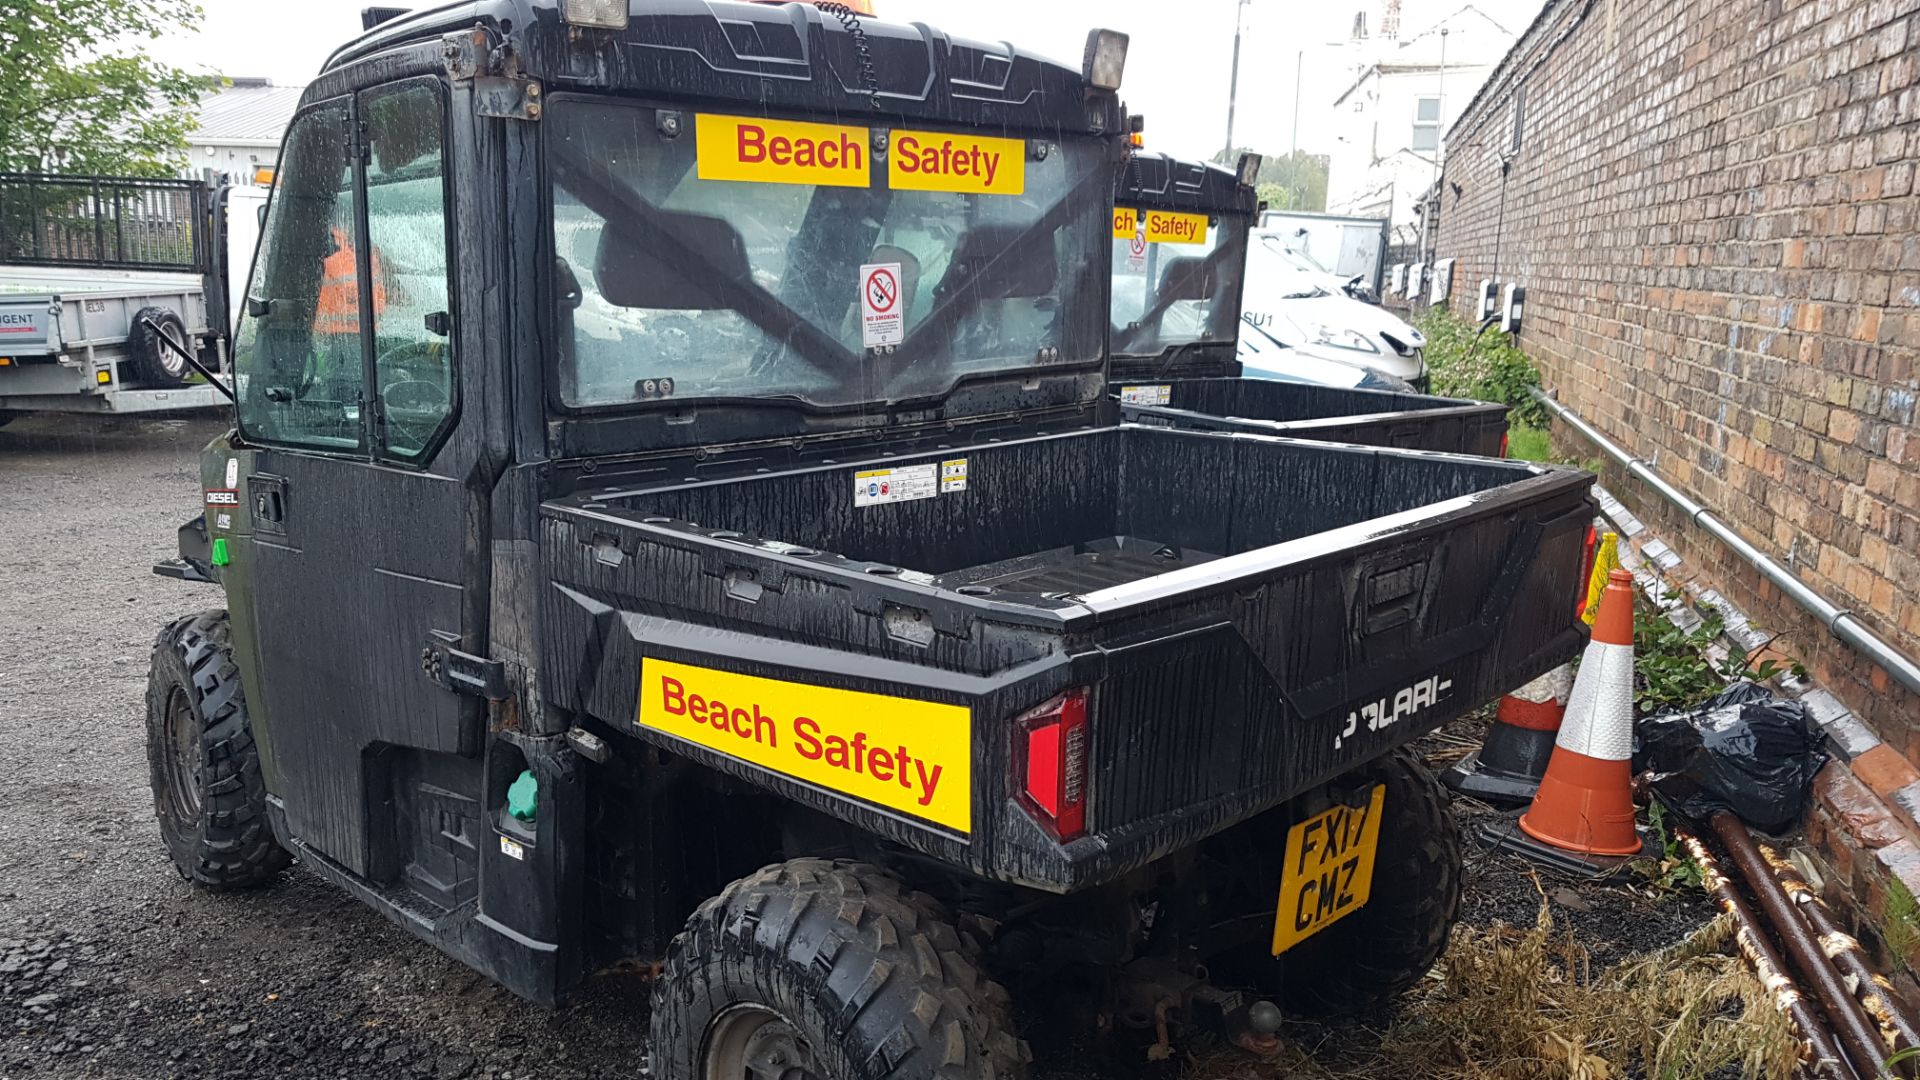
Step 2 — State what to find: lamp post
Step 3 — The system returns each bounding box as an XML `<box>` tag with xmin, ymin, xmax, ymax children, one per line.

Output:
<box><xmin>1224</xmin><ymin>0</ymin><xmax>1252</xmax><ymax>160</ymax></box>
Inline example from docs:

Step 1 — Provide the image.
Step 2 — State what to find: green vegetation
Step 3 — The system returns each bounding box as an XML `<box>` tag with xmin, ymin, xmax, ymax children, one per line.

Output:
<box><xmin>0</xmin><ymin>1</ymin><xmax>221</xmax><ymax>176</ymax></box>
<box><xmin>1213</xmin><ymin>147</ymin><xmax>1330</xmax><ymax>213</ymax></box>
<box><xmin>1641</xmin><ymin>801</ymin><xmax>1705</xmax><ymax>893</ymax></box>
<box><xmin>1885</xmin><ymin>874</ymin><xmax>1920</xmax><ymax>969</ymax></box>
<box><xmin>1414</xmin><ymin>307</ymin><xmax>1549</xmax><ymax>428</ymax></box>
<box><xmin>1505</xmin><ymin>423</ymin><xmax>1551</xmax><ymax>462</ymax></box>
<box><xmin>1633</xmin><ymin>588</ymin><xmax>1799</xmax><ymax>716</ymax></box>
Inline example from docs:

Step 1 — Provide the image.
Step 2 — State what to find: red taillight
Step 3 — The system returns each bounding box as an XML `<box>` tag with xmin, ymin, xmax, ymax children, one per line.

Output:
<box><xmin>1577</xmin><ymin>524</ymin><xmax>1599</xmax><ymax>618</ymax></box>
<box><xmin>1499</xmin><ymin>431</ymin><xmax>1511</xmax><ymax>458</ymax></box>
<box><xmin>1017</xmin><ymin>688</ymin><xmax>1090</xmax><ymax>841</ymax></box>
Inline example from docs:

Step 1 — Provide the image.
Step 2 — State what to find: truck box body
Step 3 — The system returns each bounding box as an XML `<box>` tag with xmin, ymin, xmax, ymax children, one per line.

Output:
<box><xmin>1116</xmin><ymin>378</ymin><xmax>1510</xmax><ymax>456</ymax></box>
<box><xmin>540</xmin><ymin>422</ymin><xmax>1593</xmax><ymax>891</ymax></box>
<box><xmin>1110</xmin><ymin>158</ymin><xmax>1505</xmax><ymax>455</ymax></box>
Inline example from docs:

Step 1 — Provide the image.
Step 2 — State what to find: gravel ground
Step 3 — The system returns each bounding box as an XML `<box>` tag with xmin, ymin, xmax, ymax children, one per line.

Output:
<box><xmin>0</xmin><ymin>413</ymin><xmax>1714</xmax><ymax>1079</ymax></box>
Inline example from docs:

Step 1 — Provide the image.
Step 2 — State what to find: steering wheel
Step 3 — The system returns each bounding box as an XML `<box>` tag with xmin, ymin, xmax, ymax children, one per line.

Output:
<box><xmin>375</xmin><ymin>340</ymin><xmax>452</xmax><ymax>446</ymax></box>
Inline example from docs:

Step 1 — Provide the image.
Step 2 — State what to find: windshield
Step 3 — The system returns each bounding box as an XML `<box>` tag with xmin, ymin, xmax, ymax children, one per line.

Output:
<box><xmin>1251</xmin><ymin>233</ymin><xmax>1332</xmax><ymax>299</ymax></box>
<box><xmin>548</xmin><ymin>100</ymin><xmax>1110</xmax><ymax>409</ymax></box>
<box><xmin>1109</xmin><ymin>207</ymin><xmax>1247</xmax><ymax>357</ymax></box>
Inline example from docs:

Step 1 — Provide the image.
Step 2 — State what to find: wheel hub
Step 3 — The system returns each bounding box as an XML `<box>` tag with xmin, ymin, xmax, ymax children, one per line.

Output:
<box><xmin>703</xmin><ymin>1004</ymin><xmax>824</xmax><ymax>1080</ymax></box>
<box><xmin>161</xmin><ymin>686</ymin><xmax>203</xmax><ymax>821</ymax></box>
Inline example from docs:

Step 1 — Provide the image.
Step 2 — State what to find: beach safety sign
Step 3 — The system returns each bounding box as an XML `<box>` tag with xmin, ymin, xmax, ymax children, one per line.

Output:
<box><xmin>696</xmin><ymin>114</ymin><xmax>870</xmax><ymax>187</ymax></box>
<box><xmin>860</xmin><ymin>262</ymin><xmax>904</xmax><ymax>348</ymax></box>
<box><xmin>636</xmin><ymin>659</ymin><xmax>973</xmax><ymax>833</ymax></box>
<box><xmin>1112</xmin><ymin>207</ymin><xmax>1209</xmax><ymax>245</ymax></box>
<box><xmin>887</xmin><ymin>130</ymin><xmax>1025</xmax><ymax>195</ymax></box>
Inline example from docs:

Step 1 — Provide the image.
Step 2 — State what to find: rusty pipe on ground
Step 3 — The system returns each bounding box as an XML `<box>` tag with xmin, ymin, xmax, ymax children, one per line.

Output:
<box><xmin>1678</xmin><ymin>828</ymin><xmax>1856</xmax><ymax>1079</ymax></box>
<box><xmin>1711</xmin><ymin>811</ymin><xmax>1899</xmax><ymax>1079</ymax></box>
<box><xmin>1761</xmin><ymin>842</ymin><xmax>1920</xmax><ymax>1059</ymax></box>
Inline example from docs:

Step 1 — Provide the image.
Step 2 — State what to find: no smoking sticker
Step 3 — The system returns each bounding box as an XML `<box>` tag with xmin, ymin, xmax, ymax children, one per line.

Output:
<box><xmin>860</xmin><ymin>262</ymin><xmax>904</xmax><ymax>349</ymax></box>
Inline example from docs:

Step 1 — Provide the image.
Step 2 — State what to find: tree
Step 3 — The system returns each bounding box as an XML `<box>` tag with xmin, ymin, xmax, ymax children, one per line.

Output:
<box><xmin>1216</xmin><ymin>147</ymin><xmax>1330</xmax><ymax>213</ymax></box>
<box><xmin>0</xmin><ymin>1</ymin><xmax>220</xmax><ymax>177</ymax></box>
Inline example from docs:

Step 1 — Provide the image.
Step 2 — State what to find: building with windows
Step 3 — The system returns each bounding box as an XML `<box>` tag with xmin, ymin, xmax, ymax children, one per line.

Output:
<box><xmin>1321</xmin><ymin>4</ymin><xmax>1519</xmax><ymax>249</ymax></box>
<box><xmin>186</xmin><ymin>79</ymin><xmax>305</xmax><ymax>187</ymax></box>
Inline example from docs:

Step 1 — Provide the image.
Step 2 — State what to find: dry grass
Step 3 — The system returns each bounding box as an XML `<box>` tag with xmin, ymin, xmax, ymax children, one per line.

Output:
<box><xmin>1186</xmin><ymin>898</ymin><xmax>1801</xmax><ymax>1080</ymax></box>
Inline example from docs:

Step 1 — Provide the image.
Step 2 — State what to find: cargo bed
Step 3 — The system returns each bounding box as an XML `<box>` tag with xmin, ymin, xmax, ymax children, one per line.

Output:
<box><xmin>1115</xmin><ymin>376</ymin><xmax>1510</xmax><ymax>455</ymax></box>
<box><xmin>540</xmin><ymin>422</ymin><xmax>1593</xmax><ymax>891</ymax></box>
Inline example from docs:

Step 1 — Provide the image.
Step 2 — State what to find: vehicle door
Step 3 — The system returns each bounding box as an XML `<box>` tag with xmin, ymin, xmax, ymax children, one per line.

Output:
<box><xmin>223</xmin><ymin>77</ymin><xmax>474</xmax><ymax>879</ymax></box>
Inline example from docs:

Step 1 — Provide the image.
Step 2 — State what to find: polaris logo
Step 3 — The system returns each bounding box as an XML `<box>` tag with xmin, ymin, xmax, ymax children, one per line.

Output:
<box><xmin>1333</xmin><ymin>674</ymin><xmax>1453</xmax><ymax>749</ymax></box>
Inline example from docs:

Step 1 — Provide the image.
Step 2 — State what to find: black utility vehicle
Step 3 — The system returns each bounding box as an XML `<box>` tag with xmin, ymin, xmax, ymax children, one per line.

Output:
<box><xmin>146</xmin><ymin>4</ymin><xmax>1596</xmax><ymax>1076</ymax></box>
<box><xmin>1110</xmin><ymin>152</ymin><xmax>1510</xmax><ymax>455</ymax></box>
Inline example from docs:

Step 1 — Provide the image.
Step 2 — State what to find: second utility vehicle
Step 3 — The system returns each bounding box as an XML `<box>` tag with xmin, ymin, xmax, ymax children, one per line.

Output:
<box><xmin>1110</xmin><ymin>152</ymin><xmax>1509</xmax><ymax>455</ymax></box>
<box><xmin>146</xmin><ymin>4</ymin><xmax>1596</xmax><ymax>1076</ymax></box>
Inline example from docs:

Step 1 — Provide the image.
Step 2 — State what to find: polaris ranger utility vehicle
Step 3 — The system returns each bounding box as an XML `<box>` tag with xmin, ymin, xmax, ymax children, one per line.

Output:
<box><xmin>1110</xmin><ymin>153</ymin><xmax>1509</xmax><ymax>456</ymax></box>
<box><xmin>146</xmin><ymin>4</ymin><xmax>1596</xmax><ymax>1075</ymax></box>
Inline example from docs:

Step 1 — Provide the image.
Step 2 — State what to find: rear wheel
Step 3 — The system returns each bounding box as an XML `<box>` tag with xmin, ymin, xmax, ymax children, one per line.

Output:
<box><xmin>145</xmin><ymin>610</ymin><xmax>291</xmax><ymax>889</ymax></box>
<box><xmin>650</xmin><ymin>858</ymin><xmax>1028</xmax><ymax>1080</ymax></box>
<box><xmin>127</xmin><ymin>306</ymin><xmax>193</xmax><ymax>388</ymax></box>
<box><xmin>1215</xmin><ymin>749</ymin><xmax>1464</xmax><ymax>1015</ymax></box>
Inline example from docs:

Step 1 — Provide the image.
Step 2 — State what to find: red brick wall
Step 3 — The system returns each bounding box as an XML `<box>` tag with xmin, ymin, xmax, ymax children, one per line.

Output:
<box><xmin>1435</xmin><ymin>0</ymin><xmax>1920</xmax><ymax>742</ymax></box>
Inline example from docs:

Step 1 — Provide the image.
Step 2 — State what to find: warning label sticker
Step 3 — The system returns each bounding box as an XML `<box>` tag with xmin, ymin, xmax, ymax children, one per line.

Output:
<box><xmin>636</xmin><ymin>658</ymin><xmax>972</xmax><ymax>833</ymax></box>
<box><xmin>940</xmin><ymin>458</ymin><xmax>969</xmax><ymax>493</ymax></box>
<box><xmin>859</xmin><ymin>262</ymin><xmax>904</xmax><ymax>349</ymax></box>
<box><xmin>854</xmin><ymin>463</ymin><xmax>938</xmax><ymax>507</ymax></box>
<box><xmin>1119</xmin><ymin>385</ymin><xmax>1173</xmax><ymax>406</ymax></box>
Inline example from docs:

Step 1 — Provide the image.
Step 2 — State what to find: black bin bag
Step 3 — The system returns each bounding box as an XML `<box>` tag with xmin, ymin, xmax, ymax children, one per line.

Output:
<box><xmin>1634</xmin><ymin>681</ymin><xmax>1829</xmax><ymax>834</ymax></box>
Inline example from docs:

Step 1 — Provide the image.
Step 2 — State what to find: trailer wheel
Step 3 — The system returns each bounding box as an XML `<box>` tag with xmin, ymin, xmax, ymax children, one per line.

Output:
<box><xmin>128</xmin><ymin>307</ymin><xmax>193</xmax><ymax>388</ymax></box>
<box><xmin>651</xmin><ymin>859</ymin><xmax>1029</xmax><ymax>1080</ymax></box>
<box><xmin>146</xmin><ymin>610</ymin><xmax>291</xmax><ymax>889</ymax></box>
<box><xmin>1222</xmin><ymin>749</ymin><xmax>1464</xmax><ymax>1015</ymax></box>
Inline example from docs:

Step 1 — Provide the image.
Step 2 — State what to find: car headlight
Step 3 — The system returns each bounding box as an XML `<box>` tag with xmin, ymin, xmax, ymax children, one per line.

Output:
<box><xmin>1306</xmin><ymin>324</ymin><xmax>1380</xmax><ymax>353</ymax></box>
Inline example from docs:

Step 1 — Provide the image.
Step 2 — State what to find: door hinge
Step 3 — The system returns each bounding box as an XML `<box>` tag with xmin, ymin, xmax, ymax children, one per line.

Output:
<box><xmin>441</xmin><ymin>27</ymin><xmax>541</xmax><ymax>120</ymax></box>
<box><xmin>421</xmin><ymin>631</ymin><xmax>509</xmax><ymax>700</ymax></box>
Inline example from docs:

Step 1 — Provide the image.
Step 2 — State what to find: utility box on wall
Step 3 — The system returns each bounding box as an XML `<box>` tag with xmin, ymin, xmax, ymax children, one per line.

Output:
<box><xmin>1428</xmin><ymin>259</ymin><xmax>1455</xmax><ymax>306</ymax></box>
<box><xmin>1477</xmin><ymin>279</ymin><xmax>1498</xmax><ymax>322</ymax></box>
<box><xmin>1501</xmin><ymin>283</ymin><xmax>1525</xmax><ymax>334</ymax></box>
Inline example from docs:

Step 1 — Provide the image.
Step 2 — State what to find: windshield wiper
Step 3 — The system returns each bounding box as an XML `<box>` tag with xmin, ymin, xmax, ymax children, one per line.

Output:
<box><xmin>877</xmin><ymin>165</ymin><xmax>1114</xmax><ymax>388</ymax></box>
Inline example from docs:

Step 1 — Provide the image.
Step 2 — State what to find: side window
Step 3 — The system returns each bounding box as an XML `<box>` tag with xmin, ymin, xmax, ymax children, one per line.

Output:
<box><xmin>363</xmin><ymin>81</ymin><xmax>455</xmax><ymax>460</ymax></box>
<box><xmin>232</xmin><ymin>101</ymin><xmax>365</xmax><ymax>451</ymax></box>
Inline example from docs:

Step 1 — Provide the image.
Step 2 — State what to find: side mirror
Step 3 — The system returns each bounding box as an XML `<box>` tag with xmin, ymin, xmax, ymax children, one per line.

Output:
<box><xmin>245</xmin><ymin>295</ymin><xmax>272</xmax><ymax>318</ymax></box>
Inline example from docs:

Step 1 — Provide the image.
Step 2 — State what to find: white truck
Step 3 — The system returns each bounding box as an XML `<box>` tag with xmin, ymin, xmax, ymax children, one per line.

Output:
<box><xmin>0</xmin><ymin>173</ymin><xmax>266</xmax><ymax>422</ymax></box>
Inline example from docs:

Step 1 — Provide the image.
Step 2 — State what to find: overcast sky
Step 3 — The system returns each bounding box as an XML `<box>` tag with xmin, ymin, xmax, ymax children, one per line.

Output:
<box><xmin>150</xmin><ymin>0</ymin><xmax>1539</xmax><ymax>163</ymax></box>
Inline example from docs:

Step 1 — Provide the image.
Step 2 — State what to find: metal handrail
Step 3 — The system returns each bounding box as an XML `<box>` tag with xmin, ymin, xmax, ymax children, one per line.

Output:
<box><xmin>1532</xmin><ymin>386</ymin><xmax>1920</xmax><ymax>698</ymax></box>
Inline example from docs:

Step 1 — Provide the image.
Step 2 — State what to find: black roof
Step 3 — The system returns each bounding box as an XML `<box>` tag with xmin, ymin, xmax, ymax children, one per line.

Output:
<box><xmin>1118</xmin><ymin>151</ymin><xmax>1256</xmax><ymax>216</ymax></box>
<box><xmin>323</xmin><ymin>0</ymin><xmax>1119</xmax><ymax>137</ymax></box>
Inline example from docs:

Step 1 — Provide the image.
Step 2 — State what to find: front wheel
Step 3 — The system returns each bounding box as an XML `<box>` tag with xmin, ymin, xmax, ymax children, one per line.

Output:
<box><xmin>650</xmin><ymin>859</ymin><xmax>1028</xmax><ymax>1080</ymax></box>
<box><xmin>145</xmin><ymin>610</ymin><xmax>291</xmax><ymax>889</ymax></box>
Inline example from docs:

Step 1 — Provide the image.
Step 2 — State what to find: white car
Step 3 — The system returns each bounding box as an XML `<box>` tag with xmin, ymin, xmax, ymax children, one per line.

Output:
<box><xmin>1240</xmin><ymin>229</ymin><xmax>1427</xmax><ymax>385</ymax></box>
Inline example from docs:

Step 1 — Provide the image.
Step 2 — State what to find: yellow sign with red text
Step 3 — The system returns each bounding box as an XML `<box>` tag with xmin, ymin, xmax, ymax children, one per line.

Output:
<box><xmin>696</xmin><ymin>114</ymin><xmax>871</xmax><ymax>188</ymax></box>
<box><xmin>888</xmin><ymin>130</ymin><xmax>1025</xmax><ymax>195</ymax></box>
<box><xmin>635</xmin><ymin>659</ymin><xmax>973</xmax><ymax>833</ymax></box>
<box><xmin>1113</xmin><ymin>207</ymin><xmax>1209</xmax><ymax>244</ymax></box>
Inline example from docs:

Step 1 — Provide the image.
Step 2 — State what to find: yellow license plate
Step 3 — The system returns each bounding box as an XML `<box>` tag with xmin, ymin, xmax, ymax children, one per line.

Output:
<box><xmin>1271</xmin><ymin>784</ymin><xmax>1386</xmax><ymax>954</ymax></box>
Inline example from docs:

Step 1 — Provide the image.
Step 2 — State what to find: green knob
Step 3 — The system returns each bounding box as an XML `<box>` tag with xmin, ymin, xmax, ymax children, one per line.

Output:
<box><xmin>506</xmin><ymin>769</ymin><xmax>538</xmax><ymax>822</ymax></box>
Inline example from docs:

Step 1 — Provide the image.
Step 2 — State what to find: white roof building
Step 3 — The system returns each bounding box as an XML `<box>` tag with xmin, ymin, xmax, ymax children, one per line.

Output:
<box><xmin>186</xmin><ymin>79</ymin><xmax>304</xmax><ymax>186</ymax></box>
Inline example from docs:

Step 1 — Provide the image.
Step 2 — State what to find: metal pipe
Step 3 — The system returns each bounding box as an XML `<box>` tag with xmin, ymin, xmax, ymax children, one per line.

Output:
<box><xmin>1531</xmin><ymin>387</ymin><xmax>1920</xmax><ymax>699</ymax></box>
<box><xmin>1761</xmin><ymin>842</ymin><xmax>1920</xmax><ymax>1060</ymax></box>
<box><xmin>1678</xmin><ymin>828</ymin><xmax>1856</xmax><ymax>1079</ymax></box>
<box><xmin>1711</xmin><ymin>813</ymin><xmax>1892</xmax><ymax>1079</ymax></box>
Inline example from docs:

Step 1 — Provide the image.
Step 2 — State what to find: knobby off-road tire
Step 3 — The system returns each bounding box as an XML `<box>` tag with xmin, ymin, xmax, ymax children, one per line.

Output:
<box><xmin>127</xmin><ymin>306</ymin><xmax>193</xmax><ymax>388</ymax></box>
<box><xmin>650</xmin><ymin>858</ymin><xmax>1029</xmax><ymax>1080</ymax></box>
<box><xmin>146</xmin><ymin>610</ymin><xmax>292</xmax><ymax>889</ymax></box>
<box><xmin>1269</xmin><ymin>748</ymin><xmax>1464</xmax><ymax>1015</ymax></box>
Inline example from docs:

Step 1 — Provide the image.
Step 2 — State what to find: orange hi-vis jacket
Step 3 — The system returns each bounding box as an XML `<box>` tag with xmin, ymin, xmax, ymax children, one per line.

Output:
<box><xmin>314</xmin><ymin>227</ymin><xmax>388</xmax><ymax>335</ymax></box>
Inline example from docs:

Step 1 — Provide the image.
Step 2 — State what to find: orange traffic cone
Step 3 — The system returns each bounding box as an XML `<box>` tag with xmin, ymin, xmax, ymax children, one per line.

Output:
<box><xmin>1443</xmin><ymin>664</ymin><xmax>1572</xmax><ymax>805</ymax></box>
<box><xmin>1517</xmin><ymin>568</ymin><xmax>1642</xmax><ymax>856</ymax></box>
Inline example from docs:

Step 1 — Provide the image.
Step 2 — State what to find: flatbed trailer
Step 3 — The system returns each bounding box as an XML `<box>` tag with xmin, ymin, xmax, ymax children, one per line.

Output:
<box><xmin>0</xmin><ymin>173</ymin><xmax>246</xmax><ymax>418</ymax></box>
<box><xmin>1110</xmin><ymin>154</ymin><xmax>1508</xmax><ymax>455</ymax></box>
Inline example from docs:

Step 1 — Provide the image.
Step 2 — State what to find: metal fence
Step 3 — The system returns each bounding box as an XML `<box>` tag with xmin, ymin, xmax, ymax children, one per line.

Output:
<box><xmin>0</xmin><ymin>173</ymin><xmax>208</xmax><ymax>272</ymax></box>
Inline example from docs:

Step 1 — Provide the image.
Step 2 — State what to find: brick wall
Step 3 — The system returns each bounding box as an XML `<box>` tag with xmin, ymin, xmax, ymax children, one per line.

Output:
<box><xmin>1434</xmin><ymin>0</ymin><xmax>1920</xmax><ymax>976</ymax></box>
<box><xmin>1434</xmin><ymin>0</ymin><xmax>1920</xmax><ymax>747</ymax></box>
